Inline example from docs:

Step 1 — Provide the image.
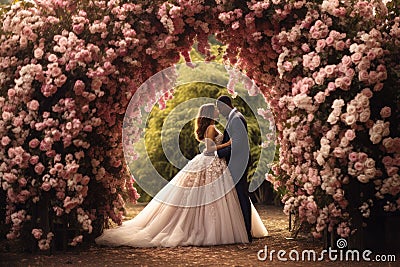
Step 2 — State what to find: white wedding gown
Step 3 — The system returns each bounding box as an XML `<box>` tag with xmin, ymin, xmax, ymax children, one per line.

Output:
<box><xmin>96</xmin><ymin>134</ymin><xmax>268</xmax><ymax>247</ymax></box>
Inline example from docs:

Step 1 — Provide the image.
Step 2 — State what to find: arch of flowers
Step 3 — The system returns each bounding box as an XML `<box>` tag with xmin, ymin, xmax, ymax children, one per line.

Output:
<box><xmin>0</xmin><ymin>0</ymin><xmax>399</xmax><ymax>250</ymax></box>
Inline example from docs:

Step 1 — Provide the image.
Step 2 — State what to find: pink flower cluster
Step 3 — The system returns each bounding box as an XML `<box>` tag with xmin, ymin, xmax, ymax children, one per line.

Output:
<box><xmin>348</xmin><ymin>152</ymin><xmax>377</xmax><ymax>183</ymax></box>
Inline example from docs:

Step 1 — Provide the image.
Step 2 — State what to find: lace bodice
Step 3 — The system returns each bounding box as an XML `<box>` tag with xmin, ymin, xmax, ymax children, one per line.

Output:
<box><xmin>215</xmin><ymin>133</ymin><xmax>224</xmax><ymax>145</ymax></box>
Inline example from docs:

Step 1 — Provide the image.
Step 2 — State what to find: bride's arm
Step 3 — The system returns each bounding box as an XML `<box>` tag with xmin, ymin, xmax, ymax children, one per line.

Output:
<box><xmin>215</xmin><ymin>139</ymin><xmax>231</xmax><ymax>150</ymax></box>
<box><xmin>204</xmin><ymin>126</ymin><xmax>232</xmax><ymax>152</ymax></box>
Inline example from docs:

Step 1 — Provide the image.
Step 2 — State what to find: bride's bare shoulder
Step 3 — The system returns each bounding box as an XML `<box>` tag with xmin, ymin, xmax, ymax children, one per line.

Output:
<box><xmin>205</xmin><ymin>125</ymin><xmax>217</xmax><ymax>139</ymax></box>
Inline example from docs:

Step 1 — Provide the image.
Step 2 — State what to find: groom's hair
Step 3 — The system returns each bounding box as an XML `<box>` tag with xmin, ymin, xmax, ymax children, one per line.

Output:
<box><xmin>217</xmin><ymin>95</ymin><xmax>233</xmax><ymax>108</ymax></box>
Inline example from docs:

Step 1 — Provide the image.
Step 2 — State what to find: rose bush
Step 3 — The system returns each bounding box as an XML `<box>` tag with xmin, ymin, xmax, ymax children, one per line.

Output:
<box><xmin>0</xmin><ymin>0</ymin><xmax>399</xmax><ymax>250</ymax></box>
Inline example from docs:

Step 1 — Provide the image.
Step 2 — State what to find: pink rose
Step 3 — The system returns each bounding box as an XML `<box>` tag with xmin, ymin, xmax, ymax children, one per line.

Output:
<box><xmin>29</xmin><ymin>155</ymin><xmax>39</xmax><ymax>165</ymax></box>
<box><xmin>351</xmin><ymin>52</ymin><xmax>362</xmax><ymax>64</ymax></box>
<box><xmin>27</xmin><ymin>100</ymin><xmax>40</xmax><ymax>111</ymax></box>
<box><xmin>41</xmin><ymin>182</ymin><xmax>51</xmax><ymax>191</ymax></box>
<box><xmin>29</xmin><ymin>139</ymin><xmax>40</xmax><ymax>149</ymax></box>
<box><xmin>34</xmin><ymin>48</ymin><xmax>44</xmax><ymax>59</ymax></box>
<box><xmin>361</xmin><ymin>88</ymin><xmax>373</xmax><ymax>98</ymax></box>
<box><xmin>382</xmin><ymin>156</ymin><xmax>393</xmax><ymax>166</ymax></box>
<box><xmin>2</xmin><ymin>111</ymin><xmax>12</xmax><ymax>121</ymax></box>
<box><xmin>370</xmin><ymin>134</ymin><xmax>382</xmax><ymax>144</ymax></box>
<box><xmin>32</xmin><ymin>229</ymin><xmax>43</xmax><ymax>240</ymax></box>
<box><xmin>74</xmin><ymin>80</ymin><xmax>85</xmax><ymax>95</ymax></box>
<box><xmin>380</xmin><ymin>107</ymin><xmax>391</xmax><ymax>119</ymax></box>
<box><xmin>18</xmin><ymin>178</ymin><xmax>27</xmax><ymax>187</ymax></box>
<box><xmin>326</xmin><ymin>36</ymin><xmax>334</xmax><ymax>45</ymax></box>
<box><xmin>367</xmin><ymin>50</ymin><xmax>376</xmax><ymax>60</ymax></box>
<box><xmin>345</xmin><ymin>129</ymin><xmax>356</xmax><ymax>141</ymax></box>
<box><xmin>358</xmin><ymin>70</ymin><xmax>369</xmax><ymax>82</ymax></box>
<box><xmin>49</xmin><ymin>168</ymin><xmax>57</xmax><ymax>175</ymax></box>
<box><xmin>359</xmin><ymin>111</ymin><xmax>370</xmax><ymax>122</ymax></box>
<box><xmin>344</xmin><ymin>114</ymin><xmax>356</xmax><ymax>125</ymax></box>
<box><xmin>335</xmin><ymin>40</ymin><xmax>345</xmax><ymax>51</ymax></box>
<box><xmin>359</xmin><ymin>153</ymin><xmax>368</xmax><ymax>162</ymax></box>
<box><xmin>81</xmin><ymin>176</ymin><xmax>90</xmax><ymax>185</ymax></box>
<box><xmin>354</xmin><ymin>162</ymin><xmax>365</xmax><ymax>171</ymax></box>
<box><xmin>387</xmin><ymin>166</ymin><xmax>399</xmax><ymax>176</ymax></box>
<box><xmin>73</xmin><ymin>23</ymin><xmax>84</xmax><ymax>35</ymax></box>
<box><xmin>7</xmin><ymin>89</ymin><xmax>16</xmax><ymax>98</ymax></box>
<box><xmin>349</xmin><ymin>152</ymin><xmax>358</xmax><ymax>162</ymax></box>
<box><xmin>357</xmin><ymin>174</ymin><xmax>369</xmax><ymax>183</ymax></box>
<box><xmin>1</xmin><ymin>136</ymin><xmax>11</xmax><ymax>146</ymax></box>
<box><xmin>34</xmin><ymin>163</ymin><xmax>45</xmax><ymax>175</ymax></box>
<box><xmin>364</xmin><ymin>158</ymin><xmax>375</xmax><ymax>169</ymax></box>
<box><xmin>364</xmin><ymin>168</ymin><xmax>376</xmax><ymax>178</ymax></box>
<box><xmin>368</xmin><ymin>71</ymin><xmax>378</xmax><ymax>84</ymax></box>
<box><xmin>333</xmin><ymin>147</ymin><xmax>345</xmax><ymax>158</ymax></box>
<box><xmin>327</xmin><ymin>82</ymin><xmax>336</xmax><ymax>91</ymax></box>
<box><xmin>301</xmin><ymin>43</ymin><xmax>310</xmax><ymax>52</ymax></box>
<box><xmin>3</xmin><ymin>173</ymin><xmax>17</xmax><ymax>183</ymax></box>
<box><xmin>54</xmin><ymin>163</ymin><xmax>64</xmax><ymax>172</ymax></box>
<box><xmin>314</xmin><ymin>92</ymin><xmax>325</xmax><ymax>103</ymax></box>
<box><xmin>48</xmin><ymin>54</ymin><xmax>58</xmax><ymax>62</ymax></box>
<box><xmin>341</xmin><ymin>55</ymin><xmax>352</xmax><ymax>67</ymax></box>
<box><xmin>46</xmin><ymin>150</ymin><xmax>56</xmax><ymax>157</ymax></box>
<box><xmin>316</xmin><ymin>39</ymin><xmax>326</xmax><ymax>52</ymax></box>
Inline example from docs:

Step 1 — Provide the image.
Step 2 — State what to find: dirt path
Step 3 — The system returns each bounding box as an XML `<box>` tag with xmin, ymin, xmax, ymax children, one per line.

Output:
<box><xmin>0</xmin><ymin>204</ymin><xmax>398</xmax><ymax>266</ymax></box>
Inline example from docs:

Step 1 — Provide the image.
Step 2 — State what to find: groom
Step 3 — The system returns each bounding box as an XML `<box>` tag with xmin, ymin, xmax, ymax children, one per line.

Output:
<box><xmin>215</xmin><ymin>95</ymin><xmax>252</xmax><ymax>242</ymax></box>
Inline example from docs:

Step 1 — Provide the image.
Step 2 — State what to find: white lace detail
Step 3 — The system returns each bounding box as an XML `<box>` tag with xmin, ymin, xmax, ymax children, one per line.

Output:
<box><xmin>215</xmin><ymin>133</ymin><xmax>224</xmax><ymax>145</ymax></box>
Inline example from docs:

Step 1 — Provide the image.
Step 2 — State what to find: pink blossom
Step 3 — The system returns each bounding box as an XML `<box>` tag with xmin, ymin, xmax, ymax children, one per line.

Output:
<box><xmin>29</xmin><ymin>139</ymin><xmax>40</xmax><ymax>149</ymax></box>
<box><xmin>361</xmin><ymin>88</ymin><xmax>373</xmax><ymax>98</ymax></box>
<box><xmin>27</xmin><ymin>100</ymin><xmax>39</xmax><ymax>111</ymax></box>
<box><xmin>351</xmin><ymin>52</ymin><xmax>362</xmax><ymax>64</ymax></box>
<box><xmin>48</xmin><ymin>54</ymin><xmax>58</xmax><ymax>62</ymax></box>
<box><xmin>359</xmin><ymin>153</ymin><xmax>368</xmax><ymax>162</ymax></box>
<box><xmin>81</xmin><ymin>176</ymin><xmax>90</xmax><ymax>185</ymax></box>
<box><xmin>29</xmin><ymin>155</ymin><xmax>39</xmax><ymax>165</ymax></box>
<box><xmin>380</xmin><ymin>107</ymin><xmax>391</xmax><ymax>118</ymax></box>
<box><xmin>382</xmin><ymin>156</ymin><xmax>393</xmax><ymax>166</ymax></box>
<box><xmin>18</xmin><ymin>178</ymin><xmax>27</xmax><ymax>187</ymax></box>
<box><xmin>34</xmin><ymin>163</ymin><xmax>45</xmax><ymax>175</ymax></box>
<box><xmin>34</xmin><ymin>48</ymin><xmax>44</xmax><ymax>59</ymax></box>
<box><xmin>349</xmin><ymin>152</ymin><xmax>358</xmax><ymax>162</ymax></box>
<box><xmin>41</xmin><ymin>182</ymin><xmax>51</xmax><ymax>191</ymax></box>
<box><xmin>1</xmin><ymin>136</ymin><xmax>11</xmax><ymax>146</ymax></box>
<box><xmin>32</xmin><ymin>228</ymin><xmax>43</xmax><ymax>240</ymax></box>
<box><xmin>387</xmin><ymin>167</ymin><xmax>399</xmax><ymax>176</ymax></box>
<box><xmin>345</xmin><ymin>130</ymin><xmax>356</xmax><ymax>141</ymax></box>
<box><xmin>7</xmin><ymin>89</ymin><xmax>16</xmax><ymax>98</ymax></box>
<box><xmin>354</xmin><ymin>162</ymin><xmax>365</xmax><ymax>171</ymax></box>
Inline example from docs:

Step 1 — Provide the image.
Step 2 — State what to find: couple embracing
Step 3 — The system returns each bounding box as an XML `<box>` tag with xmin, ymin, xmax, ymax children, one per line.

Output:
<box><xmin>96</xmin><ymin>95</ymin><xmax>268</xmax><ymax>247</ymax></box>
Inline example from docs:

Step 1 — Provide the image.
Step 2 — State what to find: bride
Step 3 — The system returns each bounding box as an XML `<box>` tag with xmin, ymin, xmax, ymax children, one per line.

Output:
<box><xmin>95</xmin><ymin>103</ymin><xmax>268</xmax><ymax>247</ymax></box>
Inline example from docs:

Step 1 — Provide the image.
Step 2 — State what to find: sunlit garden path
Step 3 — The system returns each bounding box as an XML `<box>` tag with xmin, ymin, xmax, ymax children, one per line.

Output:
<box><xmin>1</xmin><ymin>204</ymin><xmax>396</xmax><ymax>267</ymax></box>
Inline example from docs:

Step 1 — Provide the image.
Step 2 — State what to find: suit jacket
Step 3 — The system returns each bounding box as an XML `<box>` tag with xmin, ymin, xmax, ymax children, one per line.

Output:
<box><xmin>217</xmin><ymin>110</ymin><xmax>250</xmax><ymax>184</ymax></box>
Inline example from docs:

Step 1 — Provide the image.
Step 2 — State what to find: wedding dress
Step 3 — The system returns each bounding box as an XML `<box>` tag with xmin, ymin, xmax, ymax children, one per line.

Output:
<box><xmin>95</xmin><ymin>134</ymin><xmax>268</xmax><ymax>247</ymax></box>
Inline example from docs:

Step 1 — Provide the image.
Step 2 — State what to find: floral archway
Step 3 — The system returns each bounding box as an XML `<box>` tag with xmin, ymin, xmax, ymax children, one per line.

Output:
<box><xmin>0</xmin><ymin>0</ymin><xmax>399</xmax><ymax>250</ymax></box>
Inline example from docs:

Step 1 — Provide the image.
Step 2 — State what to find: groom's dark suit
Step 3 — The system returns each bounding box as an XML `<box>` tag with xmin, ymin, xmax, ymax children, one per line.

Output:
<box><xmin>217</xmin><ymin>108</ymin><xmax>252</xmax><ymax>242</ymax></box>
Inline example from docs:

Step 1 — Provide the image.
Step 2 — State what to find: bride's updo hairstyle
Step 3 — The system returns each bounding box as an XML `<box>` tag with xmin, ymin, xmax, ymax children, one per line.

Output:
<box><xmin>195</xmin><ymin>103</ymin><xmax>215</xmax><ymax>141</ymax></box>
